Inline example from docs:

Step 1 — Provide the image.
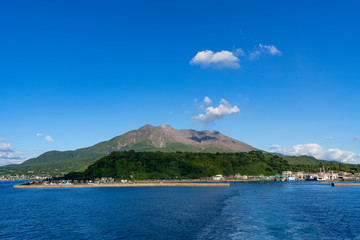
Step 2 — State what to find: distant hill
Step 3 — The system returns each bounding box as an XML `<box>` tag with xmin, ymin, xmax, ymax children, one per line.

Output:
<box><xmin>272</xmin><ymin>154</ymin><xmax>321</xmax><ymax>165</ymax></box>
<box><xmin>0</xmin><ymin>125</ymin><xmax>256</xmax><ymax>174</ymax></box>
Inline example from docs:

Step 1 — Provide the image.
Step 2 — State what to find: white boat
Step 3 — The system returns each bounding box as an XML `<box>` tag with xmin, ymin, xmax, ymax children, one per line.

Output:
<box><xmin>317</xmin><ymin>177</ymin><xmax>326</xmax><ymax>182</ymax></box>
<box><xmin>212</xmin><ymin>174</ymin><xmax>224</xmax><ymax>181</ymax></box>
<box><xmin>317</xmin><ymin>167</ymin><xmax>328</xmax><ymax>181</ymax></box>
<box><xmin>287</xmin><ymin>176</ymin><xmax>296</xmax><ymax>181</ymax></box>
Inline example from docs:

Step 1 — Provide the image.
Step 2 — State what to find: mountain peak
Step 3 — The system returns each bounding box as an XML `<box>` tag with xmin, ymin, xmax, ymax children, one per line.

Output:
<box><xmin>139</xmin><ymin>124</ymin><xmax>155</xmax><ymax>129</ymax></box>
<box><xmin>14</xmin><ymin>124</ymin><xmax>257</xmax><ymax>173</ymax></box>
<box><xmin>123</xmin><ymin>124</ymin><xmax>256</xmax><ymax>152</ymax></box>
<box><xmin>158</xmin><ymin>124</ymin><xmax>173</xmax><ymax>130</ymax></box>
<box><xmin>138</xmin><ymin>124</ymin><xmax>174</xmax><ymax>131</ymax></box>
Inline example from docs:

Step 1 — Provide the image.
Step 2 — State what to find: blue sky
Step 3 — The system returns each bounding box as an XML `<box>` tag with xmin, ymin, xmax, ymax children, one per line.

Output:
<box><xmin>1</xmin><ymin>0</ymin><xmax>360</xmax><ymax>165</ymax></box>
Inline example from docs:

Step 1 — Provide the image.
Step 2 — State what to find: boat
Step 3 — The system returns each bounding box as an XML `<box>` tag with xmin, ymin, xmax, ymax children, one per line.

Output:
<box><xmin>212</xmin><ymin>174</ymin><xmax>224</xmax><ymax>181</ymax></box>
<box><xmin>287</xmin><ymin>176</ymin><xmax>296</xmax><ymax>181</ymax></box>
<box><xmin>317</xmin><ymin>167</ymin><xmax>328</xmax><ymax>181</ymax></box>
<box><xmin>317</xmin><ymin>176</ymin><xmax>326</xmax><ymax>182</ymax></box>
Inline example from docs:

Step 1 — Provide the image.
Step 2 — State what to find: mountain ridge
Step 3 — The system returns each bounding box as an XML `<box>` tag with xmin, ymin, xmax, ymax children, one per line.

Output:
<box><xmin>1</xmin><ymin>125</ymin><xmax>256</xmax><ymax>173</ymax></box>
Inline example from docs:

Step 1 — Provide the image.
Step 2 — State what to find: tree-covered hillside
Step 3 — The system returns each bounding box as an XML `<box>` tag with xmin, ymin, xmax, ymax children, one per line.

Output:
<box><xmin>63</xmin><ymin>151</ymin><xmax>360</xmax><ymax>181</ymax></box>
<box><xmin>274</xmin><ymin>154</ymin><xmax>321</xmax><ymax>165</ymax></box>
<box><xmin>65</xmin><ymin>150</ymin><xmax>290</xmax><ymax>180</ymax></box>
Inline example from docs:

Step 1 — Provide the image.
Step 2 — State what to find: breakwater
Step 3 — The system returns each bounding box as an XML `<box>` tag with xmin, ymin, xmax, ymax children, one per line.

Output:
<box><xmin>14</xmin><ymin>182</ymin><xmax>230</xmax><ymax>189</ymax></box>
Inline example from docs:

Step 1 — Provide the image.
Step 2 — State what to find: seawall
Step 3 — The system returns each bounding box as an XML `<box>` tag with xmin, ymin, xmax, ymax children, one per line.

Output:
<box><xmin>14</xmin><ymin>182</ymin><xmax>230</xmax><ymax>189</ymax></box>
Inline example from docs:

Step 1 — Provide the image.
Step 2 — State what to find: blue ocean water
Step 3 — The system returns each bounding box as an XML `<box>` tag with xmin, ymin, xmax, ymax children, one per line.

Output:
<box><xmin>1</xmin><ymin>181</ymin><xmax>360</xmax><ymax>240</ymax></box>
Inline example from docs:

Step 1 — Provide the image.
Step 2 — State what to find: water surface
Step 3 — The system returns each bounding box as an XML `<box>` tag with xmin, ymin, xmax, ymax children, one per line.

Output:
<box><xmin>1</xmin><ymin>181</ymin><xmax>360</xmax><ymax>239</ymax></box>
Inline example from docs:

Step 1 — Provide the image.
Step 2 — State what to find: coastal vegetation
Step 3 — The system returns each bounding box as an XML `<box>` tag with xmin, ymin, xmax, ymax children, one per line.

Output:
<box><xmin>64</xmin><ymin>150</ymin><xmax>288</xmax><ymax>180</ymax></box>
<box><xmin>2</xmin><ymin>150</ymin><xmax>359</xmax><ymax>178</ymax></box>
<box><xmin>62</xmin><ymin>151</ymin><xmax>360</xmax><ymax>180</ymax></box>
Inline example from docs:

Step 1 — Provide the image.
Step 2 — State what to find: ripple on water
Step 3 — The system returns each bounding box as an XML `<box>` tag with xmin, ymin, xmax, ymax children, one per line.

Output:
<box><xmin>2</xmin><ymin>181</ymin><xmax>360</xmax><ymax>239</ymax></box>
<box><xmin>198</xmin><ymin>182</ymin><xmax>360</xmax><ymax>240</ymax></box>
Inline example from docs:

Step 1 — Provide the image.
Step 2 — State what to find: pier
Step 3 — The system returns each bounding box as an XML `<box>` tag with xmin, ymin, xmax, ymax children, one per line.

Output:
<box><xmin>14</xmin><ymin>182</ymin><xmax>230</xmax><ymax>189</ymax></box>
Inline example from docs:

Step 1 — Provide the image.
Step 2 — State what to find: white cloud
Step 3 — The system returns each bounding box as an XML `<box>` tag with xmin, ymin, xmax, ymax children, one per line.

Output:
<box><xmin>269</xmin><ymin>143</ymin><xmax>323</xmax><ymax>159</ymax></box>
<box><xmin>0</xmin><ymin>143</ymin><xmax>25</xmax><ymax>166</ymax></box>
<box><xmin>191</xmin><ymin>44</ymin><xmax>281</xmax><ymax>67</ymax></box>
<box><xmin>0</xmin><ymin>143</ymin><xmax>13</xmax><ymax>152</ymax></box>
<box><xmin>249</xmin><ymin>50</ymin><xmax>261</xmax><ymax>60</ymax></box>
<box><xmin>234</xmin><ymin>48</ymin><xmax>245</xmax><ymax>57</ymax></box>
<box><xmin>326</xmin><ymin>136</ymin><xmax>334</xmax><ymax>140</ymax></box>
<box><xmin>259</xmin><ymin>44</ymin><xmax>281</xmax><ymax>55</ymax></box>
<box><xmin>353</xmin><ymin>136</ymin><xmax>360</xmax><ymax>141</ymax></box>
<box><xmin>249</xmin><ymin>44</ymin><xmax>281</xmax><ymax>60</ymax></box>
<box><xmin>203</xmin><ymin>96</ymin><xmax>212</xmax><ymax>105</ymax></box>
<box><xmin>190</xmin><ymin>50</ymin><xmax>240</xmax><ymax>69</ymax></box>
<box><xmin>324</xmin><ymin>149</ymin><xmax>360</xmax><ymax>164</ymax></box>
<box><xmin>0</xmin><ymin>138</ymin><xmax>5</xmax><ymax>141</ymax></box>
<box><xmin>45</xmin><ymin>136</ymin><xmax>54</xmax><ymax>143</ymax></box>
<box><xmin>37</xmin><ymin>133</ymin><xmax>54</xmax><ymax>143</ymax></box>
<box><xmin>193</xmin><ymin>99</ymin><xmax>240</xmax><ymax>123</ymax></box>
<box><xmin>269</xmin><ymin>143</ymin><xmax>360</xmax><ymax>164</ymax></box>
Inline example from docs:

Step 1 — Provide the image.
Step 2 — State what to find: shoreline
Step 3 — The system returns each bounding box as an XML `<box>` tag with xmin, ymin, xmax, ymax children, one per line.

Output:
<box><xmin>14</xmin><ymin>182</ymin><xmax>230</xmax><ymax>189</ymax></box>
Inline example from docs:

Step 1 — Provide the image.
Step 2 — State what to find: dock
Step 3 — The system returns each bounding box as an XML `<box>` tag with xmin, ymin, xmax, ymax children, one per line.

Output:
<box><xmin>332</xmin><ymin>182</ymin><xmax>360</xmax><ymax>187</ymax></box>
<box><xmin>14</xmin><ymin>182</ymin><xmax>230</xmax><ymax>189</ymax></box>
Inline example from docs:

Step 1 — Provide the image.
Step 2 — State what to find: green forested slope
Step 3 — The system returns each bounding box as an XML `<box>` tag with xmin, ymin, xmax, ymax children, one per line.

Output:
<box><xmin>273</xmin><ymin>154</ymin><xmax>321</xmax><ymax>165</ymax></box>
<box><xmin>65</xmin><ymin>151</ymin><xmax>290</xmax><ymax>180</ymax></box>
<box><xmin>0</xmin><ymin>140</ymin><xmax>237</xmax><ymax>174</ymax></box>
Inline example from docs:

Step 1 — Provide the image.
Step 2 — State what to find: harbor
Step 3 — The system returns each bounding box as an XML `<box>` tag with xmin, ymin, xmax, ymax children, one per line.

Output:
<box><xmin>11</xmin><ymin>168</ymin><xmax>360</xmax><ymax>189</ymax></box>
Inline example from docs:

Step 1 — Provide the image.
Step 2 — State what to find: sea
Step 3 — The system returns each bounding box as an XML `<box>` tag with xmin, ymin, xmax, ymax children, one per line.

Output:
<box><xmin>1</xmin><ymin>180</ymin><xmax>360</xmax><ymax>240</ymax></box>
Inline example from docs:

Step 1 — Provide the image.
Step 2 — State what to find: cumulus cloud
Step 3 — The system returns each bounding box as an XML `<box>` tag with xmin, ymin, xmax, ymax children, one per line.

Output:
<box><xmin>45</xmin><ymin>136</ymin><xmax>54</xmax><ymax>143</ymax></box>
<box><xmin>249</xmin><ymin>44</ymin><xmax>281</xmax><ymax>60</ymax></box>
<box><xmin>0</xmin><ymin>143</ymin><xmax>13</xmax><ymax>152</ymax></box>
<box><xmin>0</xmin><ymin>143</ymin><xmax>24</xmax><ymax>166</ymax></box>
<box><xmin>37</xmin><ymin>133</ymin><xmax>54</xmax><ymax>143</ymax></box>
<box><xmin>269</xmin><ymin>143</ymin><xmax>360</xmax><ymax>164</ymax></box>
<box><xmin>203</xmin><ymin>96</ymin><xmax>212</xmax><ymax>105</ymax></box>
<box><xmin>190</xmin><ymin>50</ymin><xmax>240</xmax><ymax>69</ymax></box>
<box><xmin>259</xmin><ymin>44</ymin><xmax>281</xmax><ymax>55</ymax></box>
<box><xmin>193</xmin><ymin>99</ymin><xmax>240</xmax><ymax>123</ymax></box>
<box><xmin>190</xmin><ymin>44</ymin><xmax>281</xmax><ymax>68</ymax></box>
<box><xmin>353</xmin><ymin>136</ymin><xmax>360</xmax><ymax>141</ymax></box>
